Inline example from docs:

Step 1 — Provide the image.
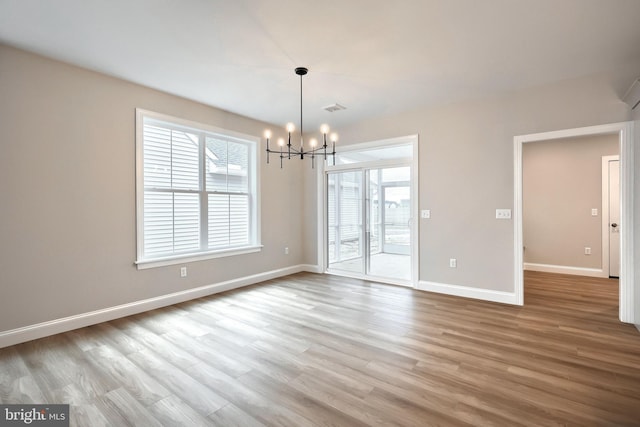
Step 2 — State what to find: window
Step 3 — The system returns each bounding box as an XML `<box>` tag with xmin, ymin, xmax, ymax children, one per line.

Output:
<box><xmin>136</xmin><ymin>109</ymin><xmax>260</xmax><ymax>268</ymax></box>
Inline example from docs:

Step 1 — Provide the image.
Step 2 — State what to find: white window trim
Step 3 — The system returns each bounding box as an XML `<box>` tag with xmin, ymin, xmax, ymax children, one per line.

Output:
<box><xmin>135</xmin><ymin>245</ymin><xmax>264</xmax><ymax>269</ymax></box>
<box><xmin>135</xmin><ymin>108</ymin><xmax>261</xmax><ymax>269</ymax></box>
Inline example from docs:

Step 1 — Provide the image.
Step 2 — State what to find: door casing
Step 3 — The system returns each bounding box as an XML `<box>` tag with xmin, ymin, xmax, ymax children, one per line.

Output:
<box><xmin>514</xmin><ymin>122</ymin><xmax>634</xmax><ymax>323</ymax></box>
<box><xmin>317</xmin><ymin>135</ymin><xmax>419</xmax><ymax>287</ymax></box>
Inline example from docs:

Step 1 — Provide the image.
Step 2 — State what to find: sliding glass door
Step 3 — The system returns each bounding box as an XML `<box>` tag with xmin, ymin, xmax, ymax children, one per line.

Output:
<box><xmin>327</xmin><ymin>165</ymin><xmax>412</xmax><ymax>283</ymax></box>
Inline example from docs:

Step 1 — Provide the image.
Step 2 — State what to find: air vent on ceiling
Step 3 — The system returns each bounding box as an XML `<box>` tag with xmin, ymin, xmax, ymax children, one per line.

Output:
<box><xmin>323</xmin><ymin>103</ymin><xmax>347</xmax><ymax>113</ymax></box>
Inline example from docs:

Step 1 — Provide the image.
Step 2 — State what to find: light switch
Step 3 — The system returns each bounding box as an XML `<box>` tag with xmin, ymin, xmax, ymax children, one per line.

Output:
<box><xmin>496</xmin><ymin>209</ymin><xmax>511</xmax><ymax>219</ymax></box>
<box><xmin>591</xmin><ymin>208</ymin><xmax>598</xmax><ymax>216</ymax></box>
<box><xmin>421</xmin><ymin>209</ymin><xmax>431</xmax><ymax>219</ymax></box>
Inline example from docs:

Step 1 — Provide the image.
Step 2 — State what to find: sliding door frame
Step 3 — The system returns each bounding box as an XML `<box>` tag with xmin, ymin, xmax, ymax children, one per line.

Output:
<box><xmin>317</xmin><ymin>135</ymin><xmax>419</xmax><ymax>287</ymax></box>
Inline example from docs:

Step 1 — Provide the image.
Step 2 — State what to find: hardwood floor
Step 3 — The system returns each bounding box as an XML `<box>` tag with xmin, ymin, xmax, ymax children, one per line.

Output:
<box><xmin>2</xmin><ymin>271</ymin><xmax>640</xmax><ymax>426</ymax></box>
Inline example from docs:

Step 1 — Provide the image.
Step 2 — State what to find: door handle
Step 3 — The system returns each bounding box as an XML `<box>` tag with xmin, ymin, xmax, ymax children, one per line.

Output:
<box><xmin>611</xmin><ymin>223</ymin><xmax>618</xmax><ymax>228</ymax></box>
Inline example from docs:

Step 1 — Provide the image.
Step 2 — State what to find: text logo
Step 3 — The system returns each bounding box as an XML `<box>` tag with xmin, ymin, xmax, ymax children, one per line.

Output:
<box><xmin>0</xmin><ymin>405</ymin><xmax>69</xmax><ymax>427</ymax></box>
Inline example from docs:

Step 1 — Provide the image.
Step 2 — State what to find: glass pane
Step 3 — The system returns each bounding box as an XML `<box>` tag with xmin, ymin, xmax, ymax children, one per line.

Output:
<box><xmin>208</xmin><ymin>194</ymin><xmax>229</xmax><ymax>248</ymax></box>
<box><xmin>229</xmin><ymin>194</ymin><xmax>249</xmax><ymax>245</ymax></box>
<box><xmin>171</xmin><ymin>130</ymin><xmax>200</xmax><ymax>190</ymax></box>
<box><xmin>143</xmin><ymin>124</ymin><xmax>172</xmax><ymax>189</ymax></box>
<box><xmin>227</xmin><ymin>142</ymin><xmax>249</xmax><ymax>193</ymax></box>
<box><xmin>369</xmin><ymin>169</ymin><xmax>382</xmax><ymax>256</ymax></box>
<box><xmin>383</xmin><ymin>186</ymin><xmax>410</xmax><ymax>248</ymax></box>
<box><xmin>367</xmin><ymin>166</ymin><xmax>411</xmax><ymax>281</ymax></box>
<box><xmin>143</xmin><ymin>191</ymin><xmax>173</xmax><ymax>256</ymax></box>
<box><xmin>327</xmin><ymin>171</ymin><xmax>363</xmax><ymax>273</ymax></box>
<box><xmin>327</xmin><ymin>174</ymin><xmax>336</xmax><ymax>263</ymax></box>
<box><xmin>205</xmin><ymin>138</ymin><xmax>250</xmax><ymax>193</ymax></box>
<box><xmin>382</xmin><ymin>166</ymin><xmax>410</xmax><ymax>182</ymax></box>
<box><xmin>206</xmin><ymin>137</ymin><xmax>228</xmax><ymax>192</ymax></box>
<box><xmin>335</xmin><ymin>144</ymin><xmax>412</xmax><ymax>165</ymax></box>
<box><xmin>174</xmin><ymin>193</ymin><xmax>200</xmax><ymax>252</ymax></box>
<box><xmin>340</xmin><ymin>172</ymin><xmax>362</xmax><ymax>262</ymax></box>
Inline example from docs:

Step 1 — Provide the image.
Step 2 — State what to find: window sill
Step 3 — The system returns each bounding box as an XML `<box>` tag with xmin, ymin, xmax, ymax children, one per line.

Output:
<box><xmin>135</xmin><ymin>245</ymin><xmax>263</xmax><ymax>270</ymax></box>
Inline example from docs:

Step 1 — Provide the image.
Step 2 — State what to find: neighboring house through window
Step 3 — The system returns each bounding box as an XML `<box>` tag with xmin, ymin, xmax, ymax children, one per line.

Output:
<box><xmin>135</xmin><ymin>109</ymin><xmax>260</xmax><ymax>268</ymax></box>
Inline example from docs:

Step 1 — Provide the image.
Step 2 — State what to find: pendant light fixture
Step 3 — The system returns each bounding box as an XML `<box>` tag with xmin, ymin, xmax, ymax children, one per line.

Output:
<box><xmin>264</xmin><ymin>67</ymin><xmax>338</xmax><ymax>168</ymax></box>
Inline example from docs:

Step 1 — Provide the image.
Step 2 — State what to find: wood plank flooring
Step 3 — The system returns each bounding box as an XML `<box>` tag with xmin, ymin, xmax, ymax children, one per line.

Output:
<box><xmin>2</xmin><ymin>271</ymin><xmax>640</xmax><ymax>426</ymax></box>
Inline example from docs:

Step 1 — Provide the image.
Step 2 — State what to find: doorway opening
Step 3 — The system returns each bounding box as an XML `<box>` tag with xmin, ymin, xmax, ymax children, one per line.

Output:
<box><xmin>522</xmin><ymin>134</ymin><xmax>619</xmax><ymax>278</ymax></box>
<box><xmin>514</xmin><ymin>122</ymin><xmax>634</xmax><ymax>323</ymax></box>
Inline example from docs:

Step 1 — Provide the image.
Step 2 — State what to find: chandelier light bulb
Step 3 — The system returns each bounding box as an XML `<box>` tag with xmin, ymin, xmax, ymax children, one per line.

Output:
<box><xmin>264</xmin><ymin>129</ymin><xmax>272</xmax><ymax>139</ymax></box>
<box><xmin>310</xmin><ymin>138</ymin><xmax>318</xmax><ymax>147</ymax></box>
<box><xmin>330</xmin><ymin>133</ymin><xmax>339</xmax><ymax>143</ymax></box>
<box><xmin>278</xmin><ymin>138</ymin><xmax>285</xmax><ymax>146</ymax></box>
<box><xmin>286</xmin><ymin>122</ymin><xmax>295</xmax><ymax>133</ymax></box>
<box><xmin>320</xmin><ymin>124</ymin><xmax>330</xmax><ymax>134</ymax></box>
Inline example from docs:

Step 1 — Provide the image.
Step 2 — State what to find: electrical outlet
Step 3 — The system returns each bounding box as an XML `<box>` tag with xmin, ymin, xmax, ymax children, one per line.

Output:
<box><xmin>591</xmin><ymin>208</ymin><xmax>598</xmax><ymax>216</ymax></box>
<box><xmin>180</xmin><ymin>266</ymin><xmax>187</xmax><ymax>277</ymax></box>
<box><xmin>449</xmin><ymin>258</ymin><xmax>457</xmax><ymax>268</ymax></box>
<box><xmin>584</xmin><ymin>247</ymin><xmax>591</xmax><ymax>255</ymax></box>
<box><xmin>496</xmin><ymin>209</ymin><xmax>511</xmax><ymax>219</ymax></box>
<box><xmin>421</xmin><ymin>210</ymin><xmax>431</xmax><ymax>219</ymax></box>
<box><xmin>284</xmin><ymin>247</ymin><xmax>289</xmax><ymax>255</ymax></box>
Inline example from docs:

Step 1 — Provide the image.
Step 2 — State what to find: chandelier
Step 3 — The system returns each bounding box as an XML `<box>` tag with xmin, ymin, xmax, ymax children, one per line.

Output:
<box><xmin>264</xmin><ymin>67</ymin><xmax>338</xmax><ymax>168</ymax></box>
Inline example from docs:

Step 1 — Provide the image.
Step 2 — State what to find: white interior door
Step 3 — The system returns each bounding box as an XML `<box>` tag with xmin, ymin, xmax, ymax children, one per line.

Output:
<box><xmin>608</xmin><ymin>159</ymin><xmax>620</xmax><ymax>278</ymax></box>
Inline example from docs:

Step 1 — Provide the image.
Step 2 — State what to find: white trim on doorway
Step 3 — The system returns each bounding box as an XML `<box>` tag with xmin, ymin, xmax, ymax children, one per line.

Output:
<box><xmin>514</xmin><ymin>122</ymin><xmax>635</xmax><ymax>323</ymax></box>
<box><xmin>602</xmin><ymin>155</ymin><xmax>620</xmax><ymax>279</ymax></box>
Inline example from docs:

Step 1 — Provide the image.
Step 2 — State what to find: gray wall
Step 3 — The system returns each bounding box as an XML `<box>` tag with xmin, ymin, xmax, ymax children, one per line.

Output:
<box><xmin>522</xmin><ymin>134</ymin><xmax>619</xmax><ymax>269</ymax></box>
<box><xmin>2</xmin><ymin>43</ymin><xmax>639</xmax><ymax>333</ymax></box>
<box><xmin>303</xmin><ymin>65</ymin><xmax>639</xmax><ymax>294</ymax></box>
<box><xmin>0</xmin><ymin>44</ymin><xmax>303</xmax><ymax>332</ymax></box>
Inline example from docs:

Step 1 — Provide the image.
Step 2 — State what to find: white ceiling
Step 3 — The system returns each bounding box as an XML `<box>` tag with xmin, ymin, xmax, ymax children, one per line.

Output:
<box><xmin>1</xmin><ymin>0</ymin><xmax>640</xmax><ymax>132</ymax></box>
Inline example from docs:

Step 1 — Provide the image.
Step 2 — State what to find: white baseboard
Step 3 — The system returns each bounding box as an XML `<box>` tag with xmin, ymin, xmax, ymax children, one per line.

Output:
<box><xmin>417</xmin><ymin>280</ymin><xmax>519</xmax><ymax>305</ymax></box>
<box><xmin>524</xmin><ymin>262</ymin><xmax>606</xmax><ymax>278</ymax></box>
<box><xmin>0</xmin><ymin>264</ymin><xmax>314</xmax><ymax>349</ymax></box>
<box><xmin>300</xmin><ymin>264</ymin><xmax>323</xmax><ymax>273</ymax></box>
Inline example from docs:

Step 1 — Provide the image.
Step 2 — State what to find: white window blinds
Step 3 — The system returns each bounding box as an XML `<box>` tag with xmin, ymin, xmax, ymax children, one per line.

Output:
<box><xmin>136</xmin><ymin>110</ymin><xmax>259</xmax><ymax>265</ymax></box>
